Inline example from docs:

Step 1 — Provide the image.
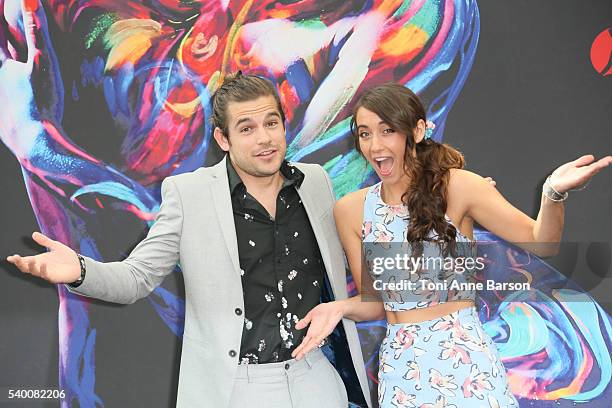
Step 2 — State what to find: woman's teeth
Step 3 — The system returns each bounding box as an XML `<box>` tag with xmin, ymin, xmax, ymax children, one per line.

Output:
<box><xmin>374</xmin><ymin>157</ymin><xmax>394</xmax><ymax>175</ymax></box>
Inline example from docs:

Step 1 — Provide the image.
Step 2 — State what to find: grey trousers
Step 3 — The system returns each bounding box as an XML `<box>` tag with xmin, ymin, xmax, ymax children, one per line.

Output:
<box><xmin>228</xmin><ymin>348</ymin><xmax>349</xmax><ymax>407</ymax></box>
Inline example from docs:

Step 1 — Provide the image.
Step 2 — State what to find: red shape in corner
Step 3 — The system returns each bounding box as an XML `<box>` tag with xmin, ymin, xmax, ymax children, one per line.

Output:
<box><xmin>590</xmin><ymin>28</ymin><xmax>612</xmax><ymax>76</ymax></box>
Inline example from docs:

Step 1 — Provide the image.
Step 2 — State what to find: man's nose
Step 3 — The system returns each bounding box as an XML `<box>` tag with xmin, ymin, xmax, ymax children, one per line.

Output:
<box><xmin>255</xmin><ymin>128</ymin><xmax>273</xmax><ymax>144</ymax></box>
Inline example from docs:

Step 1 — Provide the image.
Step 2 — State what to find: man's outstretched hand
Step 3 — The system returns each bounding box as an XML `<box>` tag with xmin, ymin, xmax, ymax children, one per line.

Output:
<box><xmin>6</xmin><ymin>232</ymin><xmax>80</xmax><ymax>284</ymax></box>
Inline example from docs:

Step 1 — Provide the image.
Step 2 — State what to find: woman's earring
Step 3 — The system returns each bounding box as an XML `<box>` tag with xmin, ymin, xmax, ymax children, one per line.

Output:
<box><xmin>424</xmin><ymin>120</ymin><xmax>436</xmax><ymax>140</ymax></box>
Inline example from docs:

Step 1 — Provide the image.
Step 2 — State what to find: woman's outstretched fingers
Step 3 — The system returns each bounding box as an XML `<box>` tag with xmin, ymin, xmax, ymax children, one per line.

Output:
<box><xmin>593</xmin><ymin>155</ymin><xmax>612</xmax><ymax>169</ymax></box>
<box><xmin>295</xmin><ymin>312</ymin><xmax>312</xmax><ymax>330</ymax></box>
<box><xmin>579</xmin><ymin>155</ymin><xmax>611</xmax><ymax>179</ymax></box>
<box><xmin>292</xmin><ymin>334</ymin><xmax>312</xmax><ymax>359</ymax></box>
<box><xmin>572</xmin><ymin>154</ymin><xmax>595</xmax><ymax>167</ymax></box>
<box><xmin>296</xmin><ymin>336</ymin><xmax>323</xmax><ymax>360</ymax></box>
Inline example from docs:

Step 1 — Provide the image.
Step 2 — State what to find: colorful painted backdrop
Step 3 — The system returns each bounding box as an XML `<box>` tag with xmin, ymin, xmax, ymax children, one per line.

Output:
<box><xmin>1</xmin><ymin>1</ymin><xmax>610</xmax><ymax>407</ymax></box>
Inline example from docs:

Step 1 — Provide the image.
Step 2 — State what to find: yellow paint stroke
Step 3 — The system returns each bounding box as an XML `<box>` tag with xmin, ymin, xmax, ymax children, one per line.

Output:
<box><xmin>104</xmin><ymin>19</ymin><xmax>162</xmax><ymax>71</ymax></box>
<box><xmin>219</xmin><ymin>0</ymin><xmax>254</xmax><ymax>86</ymax></box>
<box><xmin>379</xmin><ymin>24</ymin><xmax>429</xmax><ymax>57</ymax></box>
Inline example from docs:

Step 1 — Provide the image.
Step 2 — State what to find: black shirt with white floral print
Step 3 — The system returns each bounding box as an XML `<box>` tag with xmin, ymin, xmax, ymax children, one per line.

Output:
<box><xmin>227</xmin><ymin>158</ymin><xmax>325</xmax><ymax>364</ymax></box>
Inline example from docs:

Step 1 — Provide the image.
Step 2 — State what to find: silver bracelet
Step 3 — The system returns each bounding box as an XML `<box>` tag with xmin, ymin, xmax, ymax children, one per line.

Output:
<box><xmin>543</xmin><ymin>175</ymin><xmax>568</xmax><ymax>202</ymax></box>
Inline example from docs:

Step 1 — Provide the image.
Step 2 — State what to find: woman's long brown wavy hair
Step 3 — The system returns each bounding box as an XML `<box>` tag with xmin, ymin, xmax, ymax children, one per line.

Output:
<box><xmin>350</xmin><ymin>83</ymin><xmax>465</xmax><ymax>255</ymax></box>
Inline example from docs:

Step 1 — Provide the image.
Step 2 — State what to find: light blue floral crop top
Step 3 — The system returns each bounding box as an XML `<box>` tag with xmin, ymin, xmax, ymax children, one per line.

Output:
<box><xmin>361</xmin><ymin>182</ymin><xmax>477</xmax><ymax>312</ymax></box>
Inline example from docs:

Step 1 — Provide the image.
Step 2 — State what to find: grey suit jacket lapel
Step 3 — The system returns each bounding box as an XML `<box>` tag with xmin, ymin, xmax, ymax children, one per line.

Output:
<box><xmin>208</xmin><ymin>157</ymin><xmax>241</xmax><ymax>276</ymax></box>
<box><xmin>296</xmin><ymin>182</ymin><xmax>337</xmax><ymax>300</ymax></box>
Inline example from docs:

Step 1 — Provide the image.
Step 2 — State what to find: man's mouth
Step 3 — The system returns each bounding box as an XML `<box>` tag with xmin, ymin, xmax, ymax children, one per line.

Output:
<box><xmin>255</xmin><ymin>149</ymin><xmax>277</xmax><ymax>157</ymax></box>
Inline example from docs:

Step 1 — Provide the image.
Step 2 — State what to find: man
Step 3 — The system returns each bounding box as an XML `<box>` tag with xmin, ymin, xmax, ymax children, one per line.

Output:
<box><xmin>7</xmin><ymin>72</ymin><xmax>372</xmax><ymax>408</ymax></box>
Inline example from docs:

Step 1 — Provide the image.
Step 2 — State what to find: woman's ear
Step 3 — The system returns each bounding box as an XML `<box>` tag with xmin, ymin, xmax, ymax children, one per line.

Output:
<box><xmin>414</xmin><ymin>119</ymin><xmax>426</xmax><ymax>143</ymax></box>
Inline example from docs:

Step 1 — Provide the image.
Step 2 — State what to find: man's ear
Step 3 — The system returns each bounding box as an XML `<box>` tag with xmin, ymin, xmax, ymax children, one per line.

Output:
<box><xmin>414</xmin><ymin>119</ymin><xmax>426</xmax><ymax>144</ymax></box>
<box><xmin>213</xmin><ymin>127</ymin><xmax>230</xmax><ymax>152</ymax></box>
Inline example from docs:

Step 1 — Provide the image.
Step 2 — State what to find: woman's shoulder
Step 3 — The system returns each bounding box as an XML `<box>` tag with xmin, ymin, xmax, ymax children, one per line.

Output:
<box><xmin>336</xmin><ymin>187</ymin><xmax>369</xmax><ymax>207</ymax></box>
<box><xmin>447</xmin><ymin>168</ymin><xmax>494</xmax><ymax>206</ymax></box>
<box><xmin>334</xmin><ymin>187</ymin><xmax>369</xmax><ymax>221</ymax></box>
<box><xmin>448</xmin><ymin>168</ymin><xmax>486</xmax><ymax>187</ymax></box>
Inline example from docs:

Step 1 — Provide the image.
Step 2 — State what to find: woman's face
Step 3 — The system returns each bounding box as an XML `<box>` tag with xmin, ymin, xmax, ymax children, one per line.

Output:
<box><xmin>355</xmin><ymin>107</ymin><xmax>412</xmax><ymax>185</ymax></box>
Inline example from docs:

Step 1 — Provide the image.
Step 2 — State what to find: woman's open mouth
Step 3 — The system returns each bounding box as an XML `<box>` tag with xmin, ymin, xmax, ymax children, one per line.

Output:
<box><xmin>373</xmin><ymin>157</ymin><xmax>394</xmax><ymax>176</ymax></box>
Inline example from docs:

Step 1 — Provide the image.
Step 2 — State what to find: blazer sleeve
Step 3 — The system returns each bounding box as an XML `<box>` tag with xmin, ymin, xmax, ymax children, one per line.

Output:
<box><xmin>65</xmin><ymin>176</ymin><xmax>183</xmax><ymax>304</ymax></box>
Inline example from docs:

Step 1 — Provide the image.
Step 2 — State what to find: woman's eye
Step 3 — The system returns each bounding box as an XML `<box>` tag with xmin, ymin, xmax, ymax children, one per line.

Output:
<box><xmin>383</xmin><ymin>128</ymin><xmax>395</xmax><ymax>134</ymax></box>
<box><xmin>359</xmin><ymin>131</ymin><xmax>370</xmax><ymax>138</ymax></box>
<box><xmin>240</xmin><ymin>127</ymin><xmax>252</xmax><ymax>133</ymax></box>
<box><xmin>266</xmin><ymin>121</ymin><xmax>278</xmax><ymax>128</ymax></box>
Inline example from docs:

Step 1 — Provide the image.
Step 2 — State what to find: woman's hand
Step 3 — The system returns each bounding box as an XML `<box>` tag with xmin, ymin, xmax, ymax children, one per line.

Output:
<box><xmin>291</xmin><ymin>300</ymin><xmax>346</xmax><ymax>360</ymax></box>
<box><xmin>549</xmin><ymin>154</ymin><xmax>612</xmax><ymax>193</ymax></box>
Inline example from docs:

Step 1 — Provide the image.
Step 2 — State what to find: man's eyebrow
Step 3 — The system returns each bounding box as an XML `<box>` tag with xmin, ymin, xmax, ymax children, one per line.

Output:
<box><xmin>265</xmin><ymin>112</ymin><xmax>282</xmax><ymax>120</ymax></box>
<box><xmin>234</xmin><ymin>111</ymin><xmax>281</xmax><ymax>129</ymax></box>
<box><xmin>234</xmin><ymin>117</ymin><xmax>253</xmax><ymax>129</ymax></box>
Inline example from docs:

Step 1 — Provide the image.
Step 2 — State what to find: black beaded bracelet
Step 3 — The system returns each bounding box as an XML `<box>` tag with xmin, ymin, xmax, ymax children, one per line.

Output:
<box><xmin>68</xmin><ymin>254</ymin><xmax>87</xmax><ymax>288</ymax></box>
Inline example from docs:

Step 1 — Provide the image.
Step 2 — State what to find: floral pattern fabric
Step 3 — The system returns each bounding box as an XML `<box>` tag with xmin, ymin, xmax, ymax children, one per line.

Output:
<box><xmin>361</xmin><ymin>183</ymin><xmax>519</xmax><ymax>407</ymax></box>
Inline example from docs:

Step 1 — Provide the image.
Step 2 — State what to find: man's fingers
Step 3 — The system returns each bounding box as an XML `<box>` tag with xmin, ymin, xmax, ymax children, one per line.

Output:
<box><xmin>9</xmin><ymin>254</ymin><xmax>29</xmax><ymax>273</ymax></box>
<box><xmin>6</xmin><ymin>254</ymin><xmax>24</xmax><ymax>271</ymax></box>
<box><xmin>27</xmin><ymin>257</ymin><xmax>42</xmax><ymax>276</ymax></box>
<box><xmin>31</xmin><ymin>231</ymin><xmax>55</xmax><ymax>250</ymax></box>
<box><xmin>39</xmin><ymin>261</ymin><xmax>48</xmax><ymax>279</ymax></box>
<box><xmin>7</xmin><ymin>254</ymin><xmax>39</xmax><ymax>275</ymax></box>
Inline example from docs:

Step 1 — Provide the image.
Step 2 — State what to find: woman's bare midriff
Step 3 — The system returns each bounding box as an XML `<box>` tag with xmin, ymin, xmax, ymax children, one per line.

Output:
<box><xmin>385</xmin><ymin>300</ymin><xmax>475</xmax><ymax>324</ymax></box>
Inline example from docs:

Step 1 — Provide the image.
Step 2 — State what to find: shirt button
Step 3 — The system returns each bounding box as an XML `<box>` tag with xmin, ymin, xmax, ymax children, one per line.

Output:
<box><xmin>229</xmin><ymin>350</ymin><xmax>237</xmax><ymax>358</ymax></box>
<box><xmin>284</xmin><ymin>363</ymin><xmax>290</xmax><ymax>370</ymax></box>
<box><xmin>235</xmin><ymin>308</ymin><xmax>243</xmax><ymax>316</ymax></box>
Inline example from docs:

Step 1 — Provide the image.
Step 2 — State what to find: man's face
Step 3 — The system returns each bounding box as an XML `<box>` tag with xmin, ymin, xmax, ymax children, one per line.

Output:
<box><xmin>215</xmin><ymin>95</ymin><xmax>287</xmax><ymax>178</ymax></box>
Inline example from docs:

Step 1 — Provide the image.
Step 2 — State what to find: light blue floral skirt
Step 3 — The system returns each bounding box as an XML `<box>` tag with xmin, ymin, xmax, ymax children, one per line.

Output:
<box><xmin>378</xmin><ymin>306</ymin><xmax>519</xmax><ymax>408</ymax></box>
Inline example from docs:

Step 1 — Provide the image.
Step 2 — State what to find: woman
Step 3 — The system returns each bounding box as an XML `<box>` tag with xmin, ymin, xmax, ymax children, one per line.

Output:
<box><xmin>291</xmin><ymin>83</ymin><xmax>611</xmax><ymax>407</ymax></box>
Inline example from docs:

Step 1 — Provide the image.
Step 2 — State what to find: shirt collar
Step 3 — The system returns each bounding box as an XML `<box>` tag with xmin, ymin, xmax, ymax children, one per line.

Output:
<box><xmin>226</xmin><ymin>156</ymin><xmax>305</xmax><ymax>195</ymax></box>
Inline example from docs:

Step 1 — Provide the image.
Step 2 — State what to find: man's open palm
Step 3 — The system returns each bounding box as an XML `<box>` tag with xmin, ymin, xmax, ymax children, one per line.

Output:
<box><xmin>6</xmin><ymin>232</ymin><xmax>80</xmax><ymax>284</ymax></box>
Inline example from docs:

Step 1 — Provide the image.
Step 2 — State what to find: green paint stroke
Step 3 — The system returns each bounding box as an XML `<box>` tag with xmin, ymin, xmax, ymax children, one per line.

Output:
<box><xmin>295</xmin><ymin>18</ymin><xmax>327</xmax><ymax>31</ymax></box>
<box><xmin>410</xmin><ymin>0</ymin><xmax>441</xmax><ymax>36</ymax></box>
<box><xmin>392</xmin><ymin>0</ymin><xmax>414</xmax><ymax>19</ymax></box>
<box><xmin>85</xmin><ymin>13</ymin><xmax>119</xmax><ymax>49</ymax></box>
<box><xmin>324</xmin><ymin>150</ymin><xmax>372</xmax><ymax>200</ymax></box>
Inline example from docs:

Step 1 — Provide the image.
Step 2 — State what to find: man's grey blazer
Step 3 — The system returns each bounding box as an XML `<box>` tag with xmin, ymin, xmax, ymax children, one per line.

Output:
<box><xmin>66</xmin><ymin>157</ymin><xmax>372</xmax><ymax>408</ymax></box>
